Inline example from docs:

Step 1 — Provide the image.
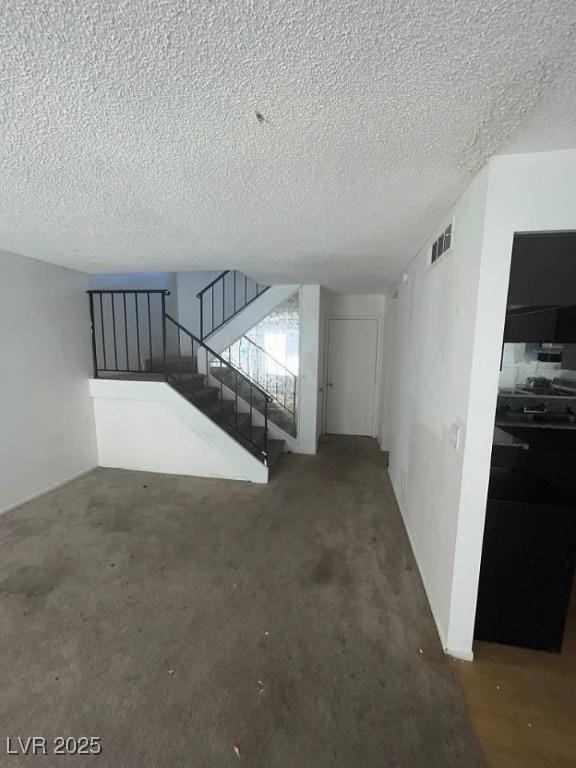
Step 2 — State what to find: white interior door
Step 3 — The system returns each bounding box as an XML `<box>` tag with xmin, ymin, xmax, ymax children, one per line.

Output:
<box><xmin>326</xmin><ymin>318</ymin><xmax>379</xmax><ymax>436</ymax></box>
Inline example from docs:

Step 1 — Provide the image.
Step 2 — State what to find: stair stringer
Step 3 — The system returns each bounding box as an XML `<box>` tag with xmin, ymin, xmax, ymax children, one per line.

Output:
<box><xmin>89</xmin><ymin>378</ymin><xmax>268</xmax><ymax>483</ymax></box>
<box><xmin>206</xmin><ymin>284</ymin><xmax>299</xmax><ymax>354</ymax></box>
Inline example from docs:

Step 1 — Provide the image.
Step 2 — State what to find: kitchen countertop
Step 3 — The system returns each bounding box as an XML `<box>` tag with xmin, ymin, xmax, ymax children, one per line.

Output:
<box><xmin>493</xmin><ymin>426</ymin><xmax>530</xmax><ymax>449</ymax></box>
<box><xmin>495</xmin><ymin>419</ymin><xmax>576</xmax><ymax>432</ymax></box>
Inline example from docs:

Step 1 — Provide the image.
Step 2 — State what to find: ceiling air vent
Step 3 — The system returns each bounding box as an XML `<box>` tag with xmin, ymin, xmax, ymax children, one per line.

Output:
<box><xmin>431</xmin><ymin>222</ymin><xmax>453</xmax><ymax>265</ymax></box>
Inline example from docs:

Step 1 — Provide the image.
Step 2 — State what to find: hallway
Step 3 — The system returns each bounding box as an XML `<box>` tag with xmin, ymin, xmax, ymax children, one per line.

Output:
<box><xmin>0</xmin><ymin>437</ymin><xmax>483</xmax><ymax>766</ymax></box>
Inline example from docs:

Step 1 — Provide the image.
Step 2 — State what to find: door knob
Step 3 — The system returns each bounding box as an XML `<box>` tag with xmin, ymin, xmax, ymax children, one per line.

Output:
<box><xmin>327</xmin><ymin>382</ymin><xmax>333</xmax><ymax>387</ymax></box>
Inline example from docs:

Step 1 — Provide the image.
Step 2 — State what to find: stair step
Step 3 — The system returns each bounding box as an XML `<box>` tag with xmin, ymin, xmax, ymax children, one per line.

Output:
<box><xmin>176</xmin><ymin>373</ymin><xmax>207</xmax><ymax>393</ymax></box>
<box><xmin>202</xmin><ymin>400</ymin><xmax>235</xmax><ymax>419</ymax></box>
<box><xmin>147</xmin><ymin>356</ymin><xmax>196</xmax><ymax>373</ymax></box>
<box><xmin>187</xmin><ymin>386</ymin><xmax>220</xmax><ymax>405</ymax></box>
<box><xmin>266</xmin><ymin>439</ymin><xmax>285</xmax><ymax>469</ymax></box>
<box><xmin>210</xmin><ymin>367</ymin><xmax>295</xmax><ymax>423</ymax></box>
<box><xmin>171</xmin><ymin>379</ymin><xmax>286</xmax><ymax>472</ymax></box>
<box><xmin>240</xmin><ymin>425</ymin><xmax>266</xmax><ymax>447</ymax></box>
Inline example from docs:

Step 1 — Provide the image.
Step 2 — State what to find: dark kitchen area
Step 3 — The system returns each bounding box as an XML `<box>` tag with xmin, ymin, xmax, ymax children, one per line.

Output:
<box><xmin>475</xmin><ymin>232</ymin><xmax>576</xmax><ymax>653</ymax></box>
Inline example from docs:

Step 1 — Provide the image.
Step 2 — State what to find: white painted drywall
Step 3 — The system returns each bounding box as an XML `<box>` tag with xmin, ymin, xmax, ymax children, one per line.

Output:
<box><xmin>299</xmin><ymin>285</ymin><xmax>322</xmax><ymax>454</ymax></box>
<box><xmin>386</xmin><ymin>168</ymin><xmax>490</xmax><ymax>659</ymax></box>
<box><xmin>89</xmin><ymin>271</ymin><xmax>178</xmax><ymax>311</ymax></box>
<box><xmin>448</xmin><ymin>148</ymin><xmax>576</xmax><ymax>658</ymax></box>
<box><xmin>378</xmin><ymin>297</ymin><xmax>397</xmax><ymax>452</ymax></box>
<box><xmin>88</xmin><ymin>272</ymin><xmax>179</xmax><ymax>367</ymax></box>
<box><xmin>316</xmin><ymin>288</ymin><xmax>329</xmax><ymax>442</ymax></box>
<box><xmin>326</xmin><ymin>294</ymin><xmax>386</xmax><ymax>318</ymax></box>
<box><xmin>206</xmin><ymin>285</ymin><xmax>299</xmax><ymax>353</ymax></box>
<box><xmin>90</xmin><ymin>379</ymin><xmax>268</xmax><ymax>483</ymax></box>
<box><xmin>387</xmin><ymin>147</ymin><xmax>576</xmax><ymax>660</ymax></box>
<box><xmin>0</xmin><ymin>250</ymin><xmax>97</xmax><ymax>513</ymax></box>
<box><xmin>175</xmin><ymin>270</ymin><xmax>224</xmax><ymax>337</ymax></box>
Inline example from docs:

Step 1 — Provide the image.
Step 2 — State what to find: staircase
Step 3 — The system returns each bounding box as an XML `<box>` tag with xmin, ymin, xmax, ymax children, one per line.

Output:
<box><xmin>88</xmin><ymin>274</ymin><xmax>289</xmax><ymax>473</ymax></box>
<box><xmin>146</xmin><ymin>344</ymin><xmax>285</xmax><ymax>469</ymax></box>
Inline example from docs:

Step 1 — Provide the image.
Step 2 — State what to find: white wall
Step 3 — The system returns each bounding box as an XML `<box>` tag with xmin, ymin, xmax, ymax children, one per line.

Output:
<box><xmin>88</xmin><ymin>271</ymin><xmax>179</xmax><ymax>368</ymax></box>
<box><xmin>0</xmin><ymin>250</ymin><xmax>97</xmax><ymax>513</ymax></box>
<box><xmin>89</xmin><ymin>271</ymin><xmax>178</xmax><ymax>312</ymax></box>
<box><xmin>387</xmin><ymin>147</ymin><xmax>576</xmax><ymax>660</ymax></box>
<box><xmin>322</xmin><ymin>293</ymin><xmax>386</xmax><ymax>439</ymax></box>
<box><xmin>176</xmin><ymin>271</ymin><xmax>266</xmax><ymax>339</ymax></box>
<box><xmin>317</xmin><ymin>288</ymin><xmax>329</xmax><ymax>442</ymax></box>
<box><xmin>90</xmin><ymin>379</ymin><xmax>268</xmax><ymax>483</ymax></box>
<box><xmin>449</xmin><ymin>148</ymin><xmax>576</xmax><ymax>658</ymax></box>
<box><xmin>298</xmin><ymin>285</ymin><xmax>323</xmax><ymax>454</ymax></box>
<box><xmin>378</xmin><ymin>296</ymin><xmax>397</xmax><ymax>451</ymax></box>
<box><xmin>175</xmin><ymin>271</ymin><xmax>221</xmax><ymax>337</ymax></box>
<box><xmin>386</xmin><ymin>168</ymin><xmax>490</xmax><ymax>660</ymax></box>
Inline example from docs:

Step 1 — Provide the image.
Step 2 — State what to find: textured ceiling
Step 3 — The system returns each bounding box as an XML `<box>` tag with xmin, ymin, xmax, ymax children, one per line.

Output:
<box><xmin>1</xmin><ymin>1</ymin><xmax>575</xmax><ymax>292</ymax></box>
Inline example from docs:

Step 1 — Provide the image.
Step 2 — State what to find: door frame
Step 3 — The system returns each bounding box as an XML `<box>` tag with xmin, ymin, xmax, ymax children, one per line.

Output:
<box><xmin>322</xmin><ymin>315</ymin><xmax>384</xmax><ymax>438</ymax></box>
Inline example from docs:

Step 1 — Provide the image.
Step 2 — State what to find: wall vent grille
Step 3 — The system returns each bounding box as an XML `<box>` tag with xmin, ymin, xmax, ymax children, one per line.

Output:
<box><xmin>431</xmin><ymin>223</ymin><xmax>452</xmax><ymax>264</ymax></box>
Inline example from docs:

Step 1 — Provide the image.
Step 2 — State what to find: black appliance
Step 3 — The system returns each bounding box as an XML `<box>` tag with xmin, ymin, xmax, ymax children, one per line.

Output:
<box><xmin>475</xmin><ymin>467</ymin><xmax>576</xmax><ymax>652</ymax></box>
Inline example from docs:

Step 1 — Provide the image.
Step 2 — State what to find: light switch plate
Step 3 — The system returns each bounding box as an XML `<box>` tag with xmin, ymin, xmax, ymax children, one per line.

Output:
<box><xmin>449</xmin><ymin>422</ymin><xmax>462</xmax><ymax>451</ymax></box>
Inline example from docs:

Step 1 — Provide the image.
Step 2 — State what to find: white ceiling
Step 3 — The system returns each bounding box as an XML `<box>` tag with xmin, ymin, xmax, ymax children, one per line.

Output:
<box><xmin>1</xmin><ymin>1</ymin><xmax>576</xmax><ymax>293</ymax></box>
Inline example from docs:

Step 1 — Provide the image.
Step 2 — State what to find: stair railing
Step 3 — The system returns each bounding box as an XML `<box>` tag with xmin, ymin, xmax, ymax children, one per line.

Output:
<box><xmin>88</xmin><ymin>289</ymin><xmax>169</xmax><ymax>377</ymax></box>
<box><xmin>197</xmin><ymin>270</ymin><xmax>268</xmax><ymax>340</ymax></box>
<box><xmin>225</xmin><ymin>335</ymin><xmax>297</xmax><ymax>417</ymax></box>
<box><xmin>164</xmin><ymin>314</ymin><xmax>271</xmax><ymax>463</ymax></box>
<box><xmin>87</xmin><ymin>290</ymin><xmax>271</xmax><ymax>465</ymax></box>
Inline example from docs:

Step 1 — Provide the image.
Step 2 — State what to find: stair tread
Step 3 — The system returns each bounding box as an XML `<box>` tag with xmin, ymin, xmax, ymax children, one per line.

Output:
<box><xmin>266</xmin><ymin>439</ymin><xmax>285</xmax><ymax>469</ymax></box>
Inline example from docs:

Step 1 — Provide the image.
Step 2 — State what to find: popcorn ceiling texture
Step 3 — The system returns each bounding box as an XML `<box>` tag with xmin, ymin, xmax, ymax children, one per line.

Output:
<box><xmin>0</xmin><ymin>0</ymin><xmax>575</xmax><ymax>292</ymax></box>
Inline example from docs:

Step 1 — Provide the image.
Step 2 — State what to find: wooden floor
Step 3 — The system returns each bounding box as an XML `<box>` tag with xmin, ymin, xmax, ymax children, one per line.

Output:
<box><xmin>453</xmin><ymin>584</ymin><xmax>576</xmax><ymax>767</ymax></box>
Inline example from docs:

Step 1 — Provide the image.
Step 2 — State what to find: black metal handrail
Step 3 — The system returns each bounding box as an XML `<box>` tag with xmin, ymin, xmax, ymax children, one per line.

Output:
<box><xmin>164</xmin><ymin>313</ymin><xmax>271</xmax><ymax>462</ymax></box>
<box><xmin>225</xmin><ymin>334</ymin><xmax>297</xmax><ymax>417</ymax></box>
<box><xmin>87</xmin><ymin>288</ymin><xmax>272</xmax><ymax>465</ymax></box>
<box><xmin>88</xmin><ymin>289</ymin><xmax>170</xmax><ymax>376</ymax></box>
<box><xmin>196</xmin><ymin>270</ymin><xmax>269</xmax><ymax>339</ymax></box>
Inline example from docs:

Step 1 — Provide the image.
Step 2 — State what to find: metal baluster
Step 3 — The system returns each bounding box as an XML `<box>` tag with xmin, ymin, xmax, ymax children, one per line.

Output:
<box><xmin>244</xmin><ymin>274</ymin><xmax>247</xmax><ymax>307</ymax></box>
<box><xmin>111</xmin><ymin>293</ymin><xmax>118</xmax><ymax>370</ymax></box>
<box><xmin>219</xmin><ymin>356</ymin><xmax>224</xmax><ymax>419</ymax></box>
<box><xmin>249</xmin><ymin>384</ymin><xmax>253</xmax><ymax>443</ymax></box>
<box><xmin>135</xmin><ymin>294</ymin><xmax>141</xmax><ymax>371</ymax></box>
<box><xmin>222</xmin><ymin>273</ymin><xmax>226</xmax><ymax>326</ymax></box>
<box><xmin>161</xmin><ymin>292</ymin><xmax>167</xmax><ymax>379</ymax></box>
<box><xmin>264</xmin><ymin>396</ymin><xmax>268</xmax><ymax>461</ymax></box>
<box><xmin>99</xmin><ymin>293</ymin><xmax>106</xmax><ymax>370</ymax></box>
<box><xmin>235</xmin><ymin>369</ymin><xmax>238</xmax><ymax>430</ymax></box>
<box><xmin>211</xmin><ymin>286</ymin><xmax>214</xmax><ymax>335</ymax></box>
<box><xmin>200</xmin><ymin>295</ymin><xmax>204</xmax><ymax>340</ymax></box>
<box><xmin>123</xmin><ymin>292</ymin><xmax>129</xmax><ymax>370</ymax></box>
<box><xmin>147</xmin><ymin>293</ymin><xmax>153</xmax><ymax>369</ymax></box>
<box><xmin>89</xmin><ymin>293</ymin><xmax>98</xmax><ymax>377</ymax></box>
<box><xmin>234</xmin><ymin>271</ymin><xmax>237</xmax><ymax>314</ymax></box>
<box><xmin>178</xmin><ymin>327</ymin><xmax>182</xmax><ymax>383</ymax></box>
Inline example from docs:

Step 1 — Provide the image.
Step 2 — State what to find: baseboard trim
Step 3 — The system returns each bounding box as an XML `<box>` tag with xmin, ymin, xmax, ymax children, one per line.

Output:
<box><xmin>0</xmin><ymin>467</ymin><xmax>97</xmax><ymax>517</ymax></box>
<box><xmin>387</xmin><ymin>471</ymin><xmax>475</xmax><ymax>661</ymax></box>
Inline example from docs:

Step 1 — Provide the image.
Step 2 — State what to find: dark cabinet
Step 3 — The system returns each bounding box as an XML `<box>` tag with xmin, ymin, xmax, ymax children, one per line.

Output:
<box><xmin>556</xmin><ymin>305</ymin><xmax>576</xmax><ymax>342</ymax></box>
<box><xmin>504</xmin><ymin>305</ymin><xmax>576</xmax><ymax>343</ymax></box>
<box><xmin>508</xmin><ymin>233</ymin><xmax>576</xmax><ymax>306</ymax></box>
<box><xmin>475</xmin><ymin>468</ymin><xmax>576</xmax><ymax>652</ymax></box>
<box><xmin>504</xmin><ymin>308</ymin><xmax>558</xmax><ymax>342</ymax></box>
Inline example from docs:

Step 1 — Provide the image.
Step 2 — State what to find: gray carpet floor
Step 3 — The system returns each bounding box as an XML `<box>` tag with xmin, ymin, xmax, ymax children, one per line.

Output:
<box><xmin>0</xmin><ymin>436</ymin><xmax>484</xmax><ymax>767</ymax></box>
